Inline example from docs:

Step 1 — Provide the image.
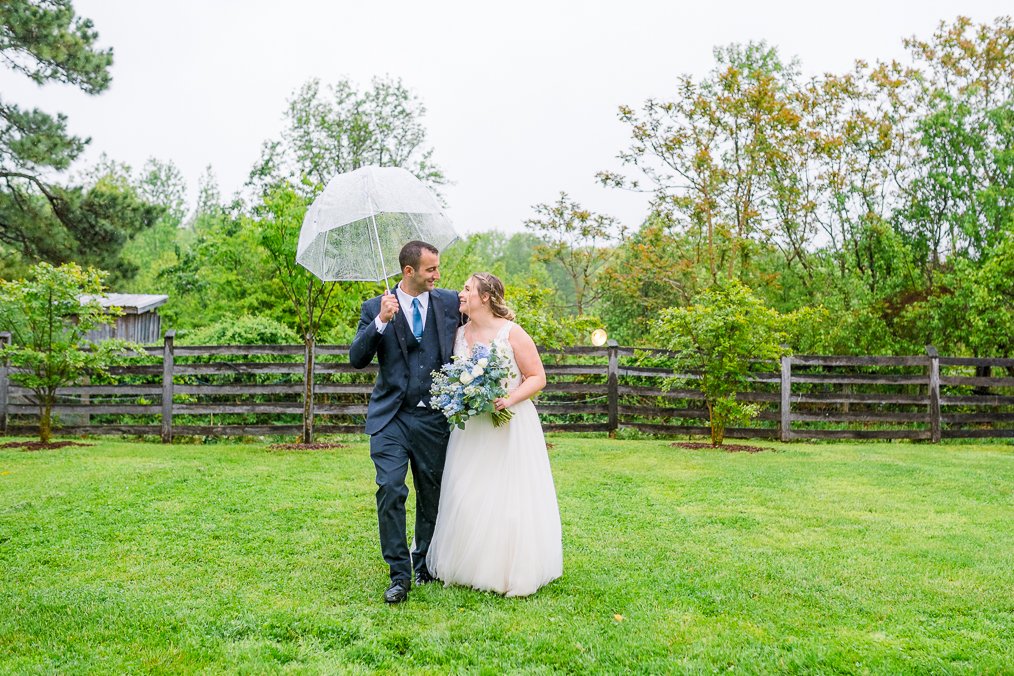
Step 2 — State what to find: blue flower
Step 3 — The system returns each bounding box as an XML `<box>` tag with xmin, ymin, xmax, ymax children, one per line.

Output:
<box><xmin>429</xmin><ymin>342</ymin><xmax>516</xmax><ymax>429</ymax></box>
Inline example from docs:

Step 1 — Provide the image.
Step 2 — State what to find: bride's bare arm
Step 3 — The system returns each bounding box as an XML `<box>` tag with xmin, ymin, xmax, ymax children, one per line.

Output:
<box><xmin>494</xmin><ymin>325</ymin><xmax>546</xmax><ymax>410</ymax></box>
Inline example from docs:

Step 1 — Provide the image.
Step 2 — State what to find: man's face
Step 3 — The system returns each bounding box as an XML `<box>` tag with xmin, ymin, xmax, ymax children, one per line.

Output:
<box><xmin>403</xmin><ymin>250</ymin><xmax>440</xmax><ymax>294</ymax></box>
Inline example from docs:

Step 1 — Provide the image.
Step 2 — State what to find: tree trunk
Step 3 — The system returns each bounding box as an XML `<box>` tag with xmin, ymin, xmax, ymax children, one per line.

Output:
<box><xmin>973</xmin><ymin>364</ymin><xmax>991</xmax><ymax>396</ymax></box>
<box><xmin>707</xmin><ymin>400</ymin><xmax>723</xmax><ymax>446</ymax></box>
<box><xmin>39</xmin><ymin>402</ymin><xmax>52</xmax><ymax>444</ymax></box>
<box><xmin>302</xmin><ymin>333</ymin><xmax>316</xmax><ymax>444</ymax></box>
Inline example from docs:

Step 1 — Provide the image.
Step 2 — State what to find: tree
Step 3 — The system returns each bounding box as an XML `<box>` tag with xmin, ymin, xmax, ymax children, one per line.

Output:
<box><xmin>505</xmin><ymin>284</ymin><xmax>601</xmax><ymax>350</ymax></box>
<box><xmin>0</xmin><ymin>262</ymin><xmax>136</xmax><ymax>443</ymax></box>
<box><xmin>523</xmin><ymin>192</ymin><xmax>622</xmax><ymax>314</ymax></box>
<box><xmin>154</xmin><ymin>205</ymin><xmax>280</xmax><ymax>331</ymax></box>
<box><xmin>252</xmin><ymin>183</ymin><xmax>374</xmax><ymax>443</ymax></box>
<box><xmin>113</xmin><ymin>157</ymin><xmax>189</xmax><ymax>291</ymax></box>
<box><xmin>600</xmin><ymin>42</ymin><xmax>806</xmax><ymax>285</ymax></box>
<box><xmin>650</xmin><ymin>280</ymin><xmax>787</xmax><ymax>446</ymax></box>
<box><xmin>894</xmin><ymin>17</ymin><xmax>1014</xmax><ymax>269</ymax></box>
<box><xmin>0</xmin><ymin>1</ymin><xmax>157</xmax><ymax>278</ymax></box>
<box><xmin>193</xmin><ymin>165</ymin><xmax>223</xmax><ymax>224</ymax></box>
<box><xmin>241</xmin><ymin>77</ymin><xmax>447</xmax><ymax>442</ymax></box>
<box><xmin>440</xmin><ymin>231</ymin><xmax>553</xmax><ymax>293</ymax></box>
<box><xmin>249</xmin><ymin>77</ymin><xmax>445</xmax><ymax>198</ymax></box>
<box><xmin>880</xmin><ymin>17</ymin><xmax>1014</xmax><ymax>354</ymax></box>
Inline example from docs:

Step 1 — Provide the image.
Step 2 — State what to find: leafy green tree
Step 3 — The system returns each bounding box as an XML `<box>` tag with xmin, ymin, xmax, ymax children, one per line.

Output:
<box><xmin>252</xmin><ymin>183</ymin><xmax>376</xmax><ymax>442</ymax></box>
<box><xmin>154</xmin><ymin>207</ymin><xmax>281</xmax><ymax>332</ymax></box>
<box><xmin>185</xmin><ymin>314</ymin><xmax>299</xmax><ymax>346</ymax></box>
<box><xmin>505</xmin><ymin>284</ymin><xmax>601</xmax><ymax>350</ymax></box>
<box><xmin>0</xmin><ymin>0</ymin><xmax>158</xmax><ymax>279</ymax></box>
<box><xmin>899</xmin><ymin>231</ymin><xmax>1014</xmax><ymax>359</ymax></box>
<box><xmin>240</xmin><ymin>77</ymin><xmax>447</xmax><ymax>441</ymax></box>
<box><xmin>650</xmin><ymin>280</ymin><xmax>787</xmax><ymax>445</ymax></box>
<box><xmin>908</xmin><ymin>19</ymin><xmax>1012</xmax><ymax>238</ymax></box>
<box><xmin>254</xmin><ymin>183</ymin><xmax>373</xmax><ymax>341</ymax></box>
<box><xmin>784</xmin><ymin>304</ymin><xmax>902</xmax><ymax>356</ymax></box>
<box><xmin>598</xmin><ymin>214</ymin><xmax>700</xmax><ymax>345</ymax></box>
<box><xmin>192</xmin><ymin>165</ymin><xmax>223</xmax><ymax>225</ymax></box>
<box><xmin>875</xmin><ymin>17</ymin><xmax>1014</xmax><ymax>354</ymax></box>
<box><xmin>440</xmin><ymin>231</ymin><xmax>552</xmax><ymax>292</ymax></box>
<box><xmin>0</xmin><ymin>262</ymin><xmax>137</xmax><ymax>442</ymax></box>
<box><xmin>524</xmin><ymin>192</ymin><xmax>622</xmax><ymax>314</ymax></box>
<box><xmin>600</xmin><ymin>42</ymin><xmax>805</xmax><ymax>285</ymax></box>
<box><xmin>114</xmin><ymin>157</ymin><xmax>189</xmax><ymax>292</ymax></box>
<box><xmin>249</xmin><ymin>76</ymin><xmax>445</xmax><ymax>198</ymax></box>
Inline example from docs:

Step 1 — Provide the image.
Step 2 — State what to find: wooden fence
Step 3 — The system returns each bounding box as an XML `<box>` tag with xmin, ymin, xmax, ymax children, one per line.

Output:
<box><xmin>1</xmin><ymin>332</ymin><xmax>1012</xmax><ymax>441</ymax></box>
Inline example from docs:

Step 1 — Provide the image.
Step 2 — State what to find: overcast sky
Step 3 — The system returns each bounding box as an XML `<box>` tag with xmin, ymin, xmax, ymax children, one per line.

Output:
<box><xmin>3</xmin><ymin>1</ymin><xmax>1010</xmax><ymax>234</ymax></box>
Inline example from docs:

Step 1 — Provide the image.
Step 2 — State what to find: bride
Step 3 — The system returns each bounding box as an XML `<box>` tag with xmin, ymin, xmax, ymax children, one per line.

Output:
<box><xmin>426</xmin><ymin>272</ymin><xmax>563</xmax><ymax>597</ymax></box>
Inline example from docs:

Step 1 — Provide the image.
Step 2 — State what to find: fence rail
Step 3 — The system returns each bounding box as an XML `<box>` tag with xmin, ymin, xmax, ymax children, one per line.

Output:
<box><xmin>1</xmin><ymin>332</ymin><xmax>1012</xmax><ymax>441</ymax></box>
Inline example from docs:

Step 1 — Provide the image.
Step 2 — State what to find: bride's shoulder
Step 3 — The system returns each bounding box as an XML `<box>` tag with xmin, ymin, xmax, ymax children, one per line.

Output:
<box><xmin>504</xmin><ymin>320</ymin><xmax>533</xmax><ymax>344</ymax></box>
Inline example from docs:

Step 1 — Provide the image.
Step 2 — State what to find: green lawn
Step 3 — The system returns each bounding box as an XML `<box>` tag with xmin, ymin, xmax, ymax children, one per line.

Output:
<box><xmin>1</xmin><ymin>436</ymin><xmax>1011</xmax><ymax>674</ymax></box>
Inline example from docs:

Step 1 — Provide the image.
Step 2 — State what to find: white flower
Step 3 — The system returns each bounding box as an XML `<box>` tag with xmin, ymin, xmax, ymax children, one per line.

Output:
<box><xmin>471</xmin><ymin>366</ymin><xmax>484</xmax><ymax>377</ymax></box>
<box><xmin>477</xmin><ymin>358</ymin><xmax>489</xmax><ymax>368</ymax></box>
<box><xmin>459</xmin><ymin>372</ymin><xmax>474</xmax><ymax>385</ymax></box>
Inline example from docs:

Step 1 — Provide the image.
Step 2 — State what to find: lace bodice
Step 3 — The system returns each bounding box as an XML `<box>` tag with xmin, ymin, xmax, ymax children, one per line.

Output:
<box><xmin>454</xmin><ymin>321</ymin><xmax>522</xmax><ymax>391</ymax></box>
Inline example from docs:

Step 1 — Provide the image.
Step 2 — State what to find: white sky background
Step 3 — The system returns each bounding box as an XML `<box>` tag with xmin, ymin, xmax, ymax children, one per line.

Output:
<box><xmin>2</xmin><ymin>1</ymin><xmax>1010</xmax><ymax>234</ymax></box>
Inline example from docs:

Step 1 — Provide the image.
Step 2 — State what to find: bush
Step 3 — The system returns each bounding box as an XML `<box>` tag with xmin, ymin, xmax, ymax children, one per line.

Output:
<box><xmin>184</xmin><ymin>314</ymin><xmax>299</xmax><ymax>345</ymax></box>
<box><xmin>506</xmin><ymin>283</ymin><xmax>601</xmax><ymax>350</ymax></box>
<box><xmin>650</xmin><ymin>279</ymin><xmax>788</xmax><ymax>445</ymax></box>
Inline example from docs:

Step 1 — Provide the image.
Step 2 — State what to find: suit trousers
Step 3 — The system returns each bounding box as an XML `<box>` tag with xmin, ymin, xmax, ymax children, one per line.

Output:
<box><xmin>370</xmin><ymin>406</ymin><xmax>450</xmax><ymax>583</ymax></box>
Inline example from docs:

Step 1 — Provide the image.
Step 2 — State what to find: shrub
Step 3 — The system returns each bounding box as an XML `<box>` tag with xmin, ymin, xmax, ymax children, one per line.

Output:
<box><xmin>650</xmin><ymin>279</ymin><xmax>788</xmax><ymax>445</ymax></box>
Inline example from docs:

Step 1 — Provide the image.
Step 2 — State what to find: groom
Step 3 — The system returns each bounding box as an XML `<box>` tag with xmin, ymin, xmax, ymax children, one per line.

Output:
<box><xmin>350</xmin><ymin>240</ymin><xmax>462</xmax><ymax>603</ymax></box>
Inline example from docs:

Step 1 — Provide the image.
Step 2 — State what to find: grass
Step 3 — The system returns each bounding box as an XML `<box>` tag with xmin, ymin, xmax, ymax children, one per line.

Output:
<box><xmin>1</xmin><ymin>436</ymin><xmax>1012</xmax><ymax>674</ymax></box>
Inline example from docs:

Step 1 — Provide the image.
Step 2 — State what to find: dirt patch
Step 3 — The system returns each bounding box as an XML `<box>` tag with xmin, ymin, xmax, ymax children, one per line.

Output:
<box><xmin>266</xmin><ymin>442</ymin><xmax>348</xmax><ymax>452</ymax></box>
<box><xmin>1</xmin><ymin>440</ymin><xmax>93</xmax><ymax>451</ymax></box>
<box><xmin>671</xmin><ymin>441</ymin><xmax>769</xmax><ymax>453</ymax></box>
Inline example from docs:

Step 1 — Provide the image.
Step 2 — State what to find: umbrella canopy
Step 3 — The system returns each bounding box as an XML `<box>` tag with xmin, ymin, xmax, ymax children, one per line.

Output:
<box><xmin>295</xmin><ymin>166</ymin><xmax>457</xmax><ymax>286</ymax></box>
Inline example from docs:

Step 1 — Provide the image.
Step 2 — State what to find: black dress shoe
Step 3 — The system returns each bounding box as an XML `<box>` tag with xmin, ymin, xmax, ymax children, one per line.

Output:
<box><xmin>384</xmin><ymin>580</ymin><xmax>410</xmax><ymax>604</ymax></box>
<box><xmin>415</xmin><ymin>569</ymin><xmax>436</xmax><ymax>585</ymax></box>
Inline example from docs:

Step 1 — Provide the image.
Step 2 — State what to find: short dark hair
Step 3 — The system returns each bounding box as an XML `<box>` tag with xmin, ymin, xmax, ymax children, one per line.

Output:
<box><xmin>399</xmin><ymin>240</ymin><xmax>439</xmax><ymax>272</ymax></box>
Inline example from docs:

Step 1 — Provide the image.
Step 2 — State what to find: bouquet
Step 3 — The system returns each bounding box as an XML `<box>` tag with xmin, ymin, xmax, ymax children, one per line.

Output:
<box><xmin>429</xmin><ymin>340</ymin><xmax>516</xmax><ymax>429</ymax></box>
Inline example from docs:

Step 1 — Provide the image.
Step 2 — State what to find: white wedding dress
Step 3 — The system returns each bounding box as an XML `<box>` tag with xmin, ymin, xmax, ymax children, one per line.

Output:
<box><xmin>427</xmin><ymin>321</ymin><xmax>563</xmax><ymax>597</ymax></box>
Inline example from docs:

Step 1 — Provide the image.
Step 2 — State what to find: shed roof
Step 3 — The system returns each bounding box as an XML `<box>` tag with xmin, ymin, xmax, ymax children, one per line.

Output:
<box><xmin>79</xmin><ymin>294</ymin><xmax>169</xmax><ymax>314</ymax></box>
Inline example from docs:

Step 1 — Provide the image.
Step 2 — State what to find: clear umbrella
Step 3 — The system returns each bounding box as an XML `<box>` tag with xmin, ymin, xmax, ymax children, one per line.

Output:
<box><xmin>295</xmin><ymin>166</ymin><xmax>457</xmax><ymax>290</ymax></box>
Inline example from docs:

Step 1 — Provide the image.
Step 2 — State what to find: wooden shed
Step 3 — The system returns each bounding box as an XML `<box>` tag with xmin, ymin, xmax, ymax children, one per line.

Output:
<box><xmin>81</xmin><ymin>294</ymin><xmax>169</xmax><ymax>345</ymax></box>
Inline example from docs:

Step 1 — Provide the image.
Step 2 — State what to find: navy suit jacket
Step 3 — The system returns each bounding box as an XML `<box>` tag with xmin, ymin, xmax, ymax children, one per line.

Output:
<box><xmin>349</xmin><ymin>287</ymin><xmax>462</xmax><ymax>435</ymax></box>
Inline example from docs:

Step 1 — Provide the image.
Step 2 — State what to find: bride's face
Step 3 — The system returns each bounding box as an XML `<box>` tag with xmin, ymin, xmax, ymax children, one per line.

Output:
<box><xmin>459</xmin><ymin>277</ymin><xmax>487</xmax><ymax>316</ymax></box>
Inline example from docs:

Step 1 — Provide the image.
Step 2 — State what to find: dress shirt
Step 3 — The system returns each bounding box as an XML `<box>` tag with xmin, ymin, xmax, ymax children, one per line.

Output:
<box><xmin>375</xmin><ymin>286</ymin><xmax>430</xmax><ymax>334</ymax></box>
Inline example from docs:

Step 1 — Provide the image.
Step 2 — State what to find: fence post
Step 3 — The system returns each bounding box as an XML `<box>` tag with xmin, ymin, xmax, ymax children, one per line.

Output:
<box><xmin>161</xmin><ymin>330</ymin><xmax>175</xmax><ymax>443</ymax></box>
<box><xmin>780</xmin><ymin>355</ymin><xmax>792</xmax><ymax>442</ymax></box>
<box><xmin>302</xmin><ymin>334</ymin><xmax>316</xmax><ymax>444</ymax></box>
<box><xmin>926</xmin><ymin>345</ymin><xmax>941</xmax><ymax>443</ymax></box>
<box><xmin>0</xmin><ymin>332</ymin><xmax>9</xmax><ymax>435</ymax></box>
<box><xmin>607</xmin><ymin>340</ymin><xmax>619</xmax><ymax>437</ymax></box>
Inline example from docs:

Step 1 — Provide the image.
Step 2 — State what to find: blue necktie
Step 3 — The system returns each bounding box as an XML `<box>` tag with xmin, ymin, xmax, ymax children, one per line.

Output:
<box><xmin>412</xmin><ymin>298</ymin><xmax>424</xmax><ymax>342</ymax></box>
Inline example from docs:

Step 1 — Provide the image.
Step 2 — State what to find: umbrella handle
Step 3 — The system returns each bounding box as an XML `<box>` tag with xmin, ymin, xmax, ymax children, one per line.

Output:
<box><xmin>367</xmin><ymin>195</ymin><xmax>391</xmax><ymax>293</ymax></box>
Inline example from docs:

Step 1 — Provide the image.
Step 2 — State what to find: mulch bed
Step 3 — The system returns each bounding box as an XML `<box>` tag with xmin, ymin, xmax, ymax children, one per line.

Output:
<box><xmin>671</xmin><ymin>441</ymin><xmax>769</xmax><ymax>453</ymax></box>
<box><xmin>0</xmin><ymin>440</ymin><xmax>93</xmax><ymax>451</ymax></box>
<box><xmin>266</xmin><ymin>442</ymin><xmax>348</xmax><ymax>452</ymax></box>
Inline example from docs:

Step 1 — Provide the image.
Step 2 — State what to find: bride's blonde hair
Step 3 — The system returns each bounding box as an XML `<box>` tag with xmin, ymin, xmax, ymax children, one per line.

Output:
<box><xmin>471</xmin><ymin>272</ymin><xmax>515</xmax><ymax>320</ymax></box>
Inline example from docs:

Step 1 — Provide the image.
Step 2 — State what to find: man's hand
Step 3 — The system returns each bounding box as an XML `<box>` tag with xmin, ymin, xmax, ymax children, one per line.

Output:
<box><xmin>379</xmin><ymin>291</ymin><xmax>399</xmax><ymax>323</ymax></box>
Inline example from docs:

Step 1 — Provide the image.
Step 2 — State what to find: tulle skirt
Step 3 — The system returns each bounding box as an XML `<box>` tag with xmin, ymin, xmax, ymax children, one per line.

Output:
<box><xmin>427</xmin><ymin>399</ymin><xmax>562</xmax><ymax>597</ymax></box>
